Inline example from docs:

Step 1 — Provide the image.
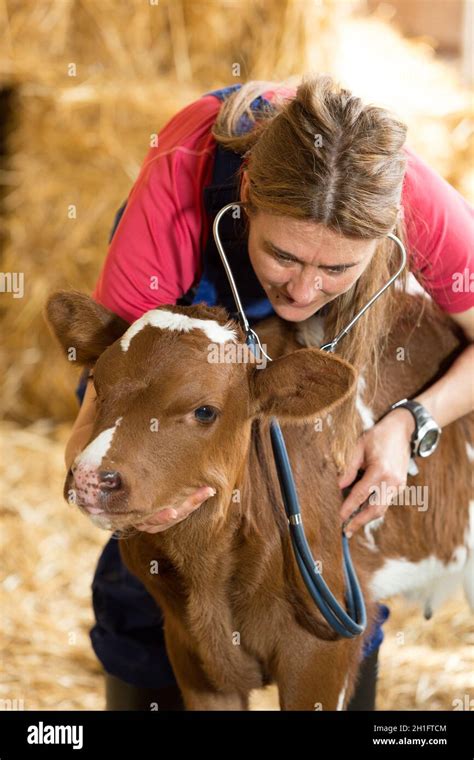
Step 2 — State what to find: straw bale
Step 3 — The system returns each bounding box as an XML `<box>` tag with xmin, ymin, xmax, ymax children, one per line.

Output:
<box><xmin>0</xmin><ymin>0</ymin><xmax>338</xmax><ymax>422</ymax></box>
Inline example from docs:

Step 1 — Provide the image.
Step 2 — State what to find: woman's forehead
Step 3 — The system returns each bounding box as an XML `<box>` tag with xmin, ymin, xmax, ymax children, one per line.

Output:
<box><xmin>252</xmin><ymin>212</ymin><xmax>377</xmax><ymax>263</ymax></box>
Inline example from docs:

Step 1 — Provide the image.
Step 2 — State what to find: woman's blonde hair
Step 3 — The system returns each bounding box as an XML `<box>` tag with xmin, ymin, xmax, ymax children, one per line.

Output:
<box><xmin>212</xmin><ymin>74</ymin><xmax>423</xmax><ymax>464</ymax></box>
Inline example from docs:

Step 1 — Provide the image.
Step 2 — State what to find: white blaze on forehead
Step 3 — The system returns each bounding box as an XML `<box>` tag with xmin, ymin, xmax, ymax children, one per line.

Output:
<box><xmin>120</xmin><ymin>309</ymin><xmax>238</xmax><ymax>352</ymax></box>
<box><xmin>74</xmin><ymin>417</ymin><xmax>123</xmax><ymax>469</ymax></box>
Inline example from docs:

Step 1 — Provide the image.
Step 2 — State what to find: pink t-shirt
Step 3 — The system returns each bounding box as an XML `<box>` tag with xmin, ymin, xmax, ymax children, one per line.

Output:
<box><xmin>92</xmin><ymin>88</ymin><xmax>474</xmax><ymax>323</ymax></box>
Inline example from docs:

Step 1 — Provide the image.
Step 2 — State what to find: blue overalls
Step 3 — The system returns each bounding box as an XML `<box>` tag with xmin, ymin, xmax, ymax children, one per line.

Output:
<box><xmin>75</xmin><ymin>84</ymin><xmax>389</xmax><ymax>689</ymax></box>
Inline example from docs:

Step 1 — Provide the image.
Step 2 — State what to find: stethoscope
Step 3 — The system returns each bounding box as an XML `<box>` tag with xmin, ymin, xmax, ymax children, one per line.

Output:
<box><xmin>213</xmin><ymin>201</ymin><xmax>407</xmax><ymax>639</ymax></box>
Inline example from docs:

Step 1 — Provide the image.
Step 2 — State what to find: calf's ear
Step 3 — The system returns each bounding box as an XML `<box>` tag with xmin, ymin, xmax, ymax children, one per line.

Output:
<box><xmin>248</xmin><ymin>347</ymin><xmax>357</xmax><ymax>423</ymax></box>
<box><xmin>44</xmin><ymin>290</ymin><xmax>130</xmax><ymax>365</ymax></box>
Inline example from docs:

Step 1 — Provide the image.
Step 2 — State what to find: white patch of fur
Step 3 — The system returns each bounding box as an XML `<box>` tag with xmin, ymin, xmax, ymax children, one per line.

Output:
<box><xmin>370</xmin><ymin>544</ymin><xmax>470</xmax><ymax>614</ymax></box>
<box><xmin>363</xmin><ymin>516</ymin><xmax>385</xmax><ymax>553</ymax></box>
<box><xmin>355</xmin><ymin>374</ymin><xmax>375</xmax><ymax>430</ymax></box>
<box><xmin>120</xmin><ymin>309</ymin><xmax>238</xmax><ymax>352</ymax></box>
<box><xmin>89</xmin><ymin>514</ymin><xmax>114</xmax><ymax>531</ymax></box>
<box><xmin>466</xmin><ymin>442</ymin><xmax>474</xmax><ymax>462</ymax></box>
<box><xmin>337</xmin><ymin>676</ymin><xmax>348</xmax><ymax>711</ymax></box>
<box><xmin>74</xmin><ymin>417</ymin><xmax>123</xmax><ymax>468</ymax></box>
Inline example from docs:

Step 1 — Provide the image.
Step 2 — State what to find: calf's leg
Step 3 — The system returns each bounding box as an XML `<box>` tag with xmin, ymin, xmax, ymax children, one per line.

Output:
<box><xmin>276</xmin><ymin>635</ymin><xmax>360</xmax><ymax>711</ymax></box>
<box><xmin>164</xmin><ymin>624</ymin><xmax>250</xmax><ymax>711</ymax></box>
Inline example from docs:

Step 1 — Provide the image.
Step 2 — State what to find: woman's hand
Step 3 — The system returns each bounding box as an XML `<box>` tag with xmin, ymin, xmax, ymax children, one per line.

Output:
<box><xmin>133</xmin><ymin>486</ymin><xmax>217</xmax><ymax>534</ymax></box>
<box><xmin>338</xmin><ymin>408</ymin><xmax>415</xmax><ymax>536</ymax></box>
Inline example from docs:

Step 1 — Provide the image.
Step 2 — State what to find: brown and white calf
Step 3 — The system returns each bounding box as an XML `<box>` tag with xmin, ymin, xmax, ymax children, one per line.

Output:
<box><xmin>46</xmin><ymin>290</ymin><xmax>473</xmax><ymax>710</ymax></box>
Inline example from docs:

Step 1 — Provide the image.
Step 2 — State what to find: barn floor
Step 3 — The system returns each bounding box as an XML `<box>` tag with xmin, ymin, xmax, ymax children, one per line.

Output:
<box><xmin>1</xmin><ymin>420</ymin><xmax>472</xmax><ymax>711</ymax></box>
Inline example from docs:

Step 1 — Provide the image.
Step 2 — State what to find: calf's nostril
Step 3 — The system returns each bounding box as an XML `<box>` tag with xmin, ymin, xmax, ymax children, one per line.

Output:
<box><xmin>98</xmin><ymin>470</ymin><xmax>122</xmax><ymax>491</ymax></box>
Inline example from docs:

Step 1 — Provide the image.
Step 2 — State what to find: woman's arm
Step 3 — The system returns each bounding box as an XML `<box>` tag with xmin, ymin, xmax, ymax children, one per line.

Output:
<box><xmin>413</xmin><ymin>307</ymin><xmax>474</xmax><ymax>426</ymax></box>
<box><xmin>339</xmin><ymin>145</ymin><xmax>474</xmax><ymax>534</ymax></box>
<box><xmin>91</xmin><ymin>95</ymin><xmax>219</xmax><ymax>324</ymax></box>
<box><xmin>339</xmin><ymin>309</ymin><xmax>473</xmax><ymax>535</ymax></box>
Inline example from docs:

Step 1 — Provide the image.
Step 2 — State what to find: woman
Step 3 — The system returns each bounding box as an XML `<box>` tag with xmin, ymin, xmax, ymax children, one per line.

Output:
<box><xmin>66</xmin><ymin>76</ymin><xmax>474</xmax><ymax>710</ymax></box>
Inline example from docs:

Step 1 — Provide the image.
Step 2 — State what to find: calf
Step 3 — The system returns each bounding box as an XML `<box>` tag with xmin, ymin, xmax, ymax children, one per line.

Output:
<box><xmin>46</xmin><ymin>291</ymin><xmax>473</xmax><ymax>710</ymax></box>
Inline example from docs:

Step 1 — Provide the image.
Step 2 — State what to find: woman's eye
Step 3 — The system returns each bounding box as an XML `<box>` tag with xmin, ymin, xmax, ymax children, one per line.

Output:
<box><xmin>275</xmin><ymin>253</ymin><xmax>294</xmax><ymax>264</ymax></box>
<box><xmin>194</xmin><ymin>406</ymin><xmax>218</xmax><ymax>423</ymax></box>
<box><xmin>324</xmin><ymin>267</ymin><xmax>347</xmax><ymax>276</ymax></box>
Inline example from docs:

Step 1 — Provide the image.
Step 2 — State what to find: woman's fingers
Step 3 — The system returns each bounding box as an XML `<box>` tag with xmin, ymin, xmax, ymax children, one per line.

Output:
<box><xmin>340</xmin><ymin>466</ymin><xmax>376</xmax><ymax>523</ymax></box>
<box><xmin>135</xmin><ymin>486</ymin><xmax>216</xmax><ymax>534</ymax></box>
<box><xmin>343</xmin><ymin>502</ymin><xmax>386</xmax><ymax>536</ymax></box>
<box><xmin>337</xmin><ymin>438</ymin><xmax>364</xmax><ymax>490</ymax></box>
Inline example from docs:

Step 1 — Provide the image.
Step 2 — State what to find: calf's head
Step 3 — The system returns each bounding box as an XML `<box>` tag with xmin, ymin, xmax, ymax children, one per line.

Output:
<box><xmin>46</xmin><ymin>291</ymin><xmax>357</xmax><ymax>531</ymax></box>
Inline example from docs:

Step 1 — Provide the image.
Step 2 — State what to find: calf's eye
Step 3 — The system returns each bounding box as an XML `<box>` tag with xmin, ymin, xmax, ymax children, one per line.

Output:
<box><xmin>194</xmin><ymin>406</ymin><xmax>218</xmax><ymax>423</ymax></box>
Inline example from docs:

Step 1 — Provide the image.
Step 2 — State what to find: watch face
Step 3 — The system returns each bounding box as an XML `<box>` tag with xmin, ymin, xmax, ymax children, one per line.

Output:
<box><xmin>419</xmin><ymin>428</ymin><xmax>440</xmax><ymax>457</ymax></box>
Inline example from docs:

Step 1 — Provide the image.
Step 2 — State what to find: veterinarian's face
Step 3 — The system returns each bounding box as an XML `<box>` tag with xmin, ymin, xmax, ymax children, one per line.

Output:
<box><xmin>240</xmin><ymin>173</ymin><xmax>377</xmax><ymax>322</ymax></box>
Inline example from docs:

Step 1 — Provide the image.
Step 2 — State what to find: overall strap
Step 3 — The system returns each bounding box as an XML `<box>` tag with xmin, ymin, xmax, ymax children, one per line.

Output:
<box><xmin>179</xmin><ymin>84</ymin><xmax>277</xmax><ymax>325</ymax></box>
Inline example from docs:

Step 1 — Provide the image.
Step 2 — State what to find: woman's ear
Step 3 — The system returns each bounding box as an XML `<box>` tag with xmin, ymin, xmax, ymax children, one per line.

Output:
<box><xmin>240</xmin><ymin>170</ymin><xmax>250</xmax><ymax>204</ymax></box>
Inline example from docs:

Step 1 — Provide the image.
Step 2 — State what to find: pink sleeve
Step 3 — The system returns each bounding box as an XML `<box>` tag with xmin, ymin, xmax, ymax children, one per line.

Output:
<box><xmin>402</xmin><ymin>145</ymin><xmax>474</xmax><ymax>314</ymax></box>
<box><xmin>92</xmin><ymin>95</ymin><xmax>220</xmax><ymax>324</ymax></box>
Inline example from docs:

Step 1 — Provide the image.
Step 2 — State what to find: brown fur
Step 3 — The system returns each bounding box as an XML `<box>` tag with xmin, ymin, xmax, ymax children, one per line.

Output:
<box><xmin>45</xmin><ymin>290</ymin><xmax>473</xmax><ymax>710</ymax></box>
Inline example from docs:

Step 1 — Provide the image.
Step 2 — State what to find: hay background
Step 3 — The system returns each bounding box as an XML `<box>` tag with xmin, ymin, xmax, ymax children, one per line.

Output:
<box><xmin>0</xmin><ymin>0</ymin><xmax>472</xmax><ymax>710</ymax></box>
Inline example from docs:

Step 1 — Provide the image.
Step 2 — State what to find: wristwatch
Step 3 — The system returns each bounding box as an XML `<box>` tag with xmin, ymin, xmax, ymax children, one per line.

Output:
<box><xmin>390</xmin><ymin>398</ymin><xmax>442</xmax><ymax>458</ymax></box>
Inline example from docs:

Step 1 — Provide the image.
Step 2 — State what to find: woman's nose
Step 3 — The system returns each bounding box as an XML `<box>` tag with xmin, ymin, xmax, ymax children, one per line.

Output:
<box><xmin>286</xmin><ymin>273</ymin><xmax>322</xmax><ymax>305</ymax></box>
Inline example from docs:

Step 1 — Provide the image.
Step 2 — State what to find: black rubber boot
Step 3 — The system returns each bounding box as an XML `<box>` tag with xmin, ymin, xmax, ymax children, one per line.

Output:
<box><xmin>105</xmin><ymin>672</ymin><xmax>185</xmax><ymax>711</ymax></box>
<box><xmin>346</xmin><ymin>647</ymin><xmax>379</xmax><ymax>711</ymax></box>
